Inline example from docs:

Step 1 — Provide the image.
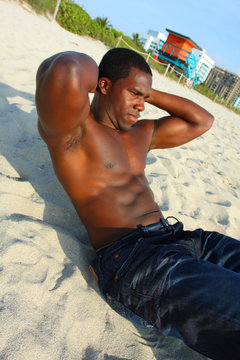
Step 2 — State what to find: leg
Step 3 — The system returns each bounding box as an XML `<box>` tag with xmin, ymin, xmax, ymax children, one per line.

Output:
<box><xmin>92</xmin><ymin>226</ymin><xmax>240</xmax><ymax>359</ymax></box>
<box><xmin>189</xmin><ymin>229</ymin><xmax>240</xmax><ymax>272</ymax></box>
<box><xmin>111</xmin><ymin>231</ymin><xmax>240</xmax><ymax>359</ymax></box>
<box><xmin>156</xmin><ymin>254</ymin><xmax>240</xmax><ymax>359</ymax></box>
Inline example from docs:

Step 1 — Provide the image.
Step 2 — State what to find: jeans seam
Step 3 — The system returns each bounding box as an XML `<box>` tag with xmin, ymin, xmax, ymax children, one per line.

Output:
<box><xmin>122</xmin><ymin>285</ymin><xmax>166</xmax><ymax>300</ymax></box>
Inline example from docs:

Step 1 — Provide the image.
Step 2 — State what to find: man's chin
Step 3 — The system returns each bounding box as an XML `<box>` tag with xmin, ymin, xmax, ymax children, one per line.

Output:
<box><xmin>119</xmin><ymin>123</ymin><xmax>133</xmax><ymax>132</ymax></box>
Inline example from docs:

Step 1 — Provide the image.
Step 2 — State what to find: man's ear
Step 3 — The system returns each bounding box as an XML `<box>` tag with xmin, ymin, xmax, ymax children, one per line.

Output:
<box><xmin>98</xmin><ymin>77</ymin><xmax>112</xmax><ymax>95</ymax></box>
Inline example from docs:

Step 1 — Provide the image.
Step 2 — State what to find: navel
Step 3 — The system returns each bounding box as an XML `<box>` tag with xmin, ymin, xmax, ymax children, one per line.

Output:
<box><xmin>105</xmin><ymin>162</ymin><xmax>115</xmax><ymax>169</ymax></box>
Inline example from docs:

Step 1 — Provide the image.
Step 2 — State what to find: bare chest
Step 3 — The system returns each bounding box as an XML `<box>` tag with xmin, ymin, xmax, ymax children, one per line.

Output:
<box><xmin>50</xmin><ymin>120</ymin><xmax>152</xmax><ymax>202</ymax></box>
<box><xmin>80</xmin><ymin>122</ymin><xmax>150</xmax><ymax>174</ymax></box>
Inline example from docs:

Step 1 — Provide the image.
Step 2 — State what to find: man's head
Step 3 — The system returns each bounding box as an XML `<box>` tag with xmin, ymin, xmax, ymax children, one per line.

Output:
<box><xmin>96</xmin><ymin>48</ymin><xmax>152</xmax><ymax>132</ymax></box>
<box><xmin>98</xmin><ymin>48</ymin><xmax>152</xmax><ymax>84</ymax></box>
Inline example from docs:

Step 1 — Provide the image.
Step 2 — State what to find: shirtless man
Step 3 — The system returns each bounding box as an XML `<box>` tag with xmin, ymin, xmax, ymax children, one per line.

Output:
<box><xmin>36</xmin><ymin>48</ymin><xmax>240</xmax><ymax>360</ymax></box>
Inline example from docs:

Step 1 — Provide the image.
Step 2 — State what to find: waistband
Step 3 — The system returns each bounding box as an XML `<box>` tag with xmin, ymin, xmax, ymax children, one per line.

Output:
<box><xmin>96</xmin><ymin>216</ymin><xmax>180</xmax><ymax>255</ymax></box>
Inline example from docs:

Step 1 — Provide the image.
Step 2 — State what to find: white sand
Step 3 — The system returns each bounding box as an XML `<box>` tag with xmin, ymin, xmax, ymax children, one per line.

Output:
<box><xmin>0</xmin><ymin>1</ymin><xmax>239</xmax><ymax>359</ymax></box>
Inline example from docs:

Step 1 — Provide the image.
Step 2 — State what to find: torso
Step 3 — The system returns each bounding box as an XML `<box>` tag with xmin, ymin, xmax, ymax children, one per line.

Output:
<box><xmin>42</xmin><ymin>115</ymin><xmax>163</xmax><ymax>249</ymax></box>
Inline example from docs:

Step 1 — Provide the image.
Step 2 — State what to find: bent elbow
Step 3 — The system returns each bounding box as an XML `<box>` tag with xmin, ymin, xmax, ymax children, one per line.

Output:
<box><xmin>204</xmin><ymin>113</ymin><xmax>214</xmax><ymax>131</ymax></box>
<box><xmin>195</xmin><ymin>113</ymin><xmax>214</xmax><ymax>138</ymax></box>
<box><xmin>198</xmin><ymin>112</ymin><xmax>214</xmax><ymax>134</ymax></box>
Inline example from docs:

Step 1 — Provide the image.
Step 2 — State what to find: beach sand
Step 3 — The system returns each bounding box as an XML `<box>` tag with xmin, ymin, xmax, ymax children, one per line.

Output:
<box><xmin>0</xmin><ymin>1</ymin><xmax>239</xmax><ymax>359</ymax></box>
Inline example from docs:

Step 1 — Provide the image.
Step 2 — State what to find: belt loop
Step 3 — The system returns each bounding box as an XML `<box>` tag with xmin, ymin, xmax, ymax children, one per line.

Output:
<box><xmin>166</xmin><ymin>216</ymin><xmax>179</xmax><ymax>224</ymax></box>
<box><xmin>166</xmin><ymin>216</ymin><xmax>182</xmax><ymax>234</ymax></box>
<box><xmin>137</xmin><ymin>224</ymin><xmax>147</xmax><ymax>236</ymax></box>
<box><xmin>140</xmin><ymin>225</ymin><xmax>149</xmax><ymax>236</ymax></box>
<box><xmin>160</xmin><ymin>218</ymin><xmax>176</xmax><ymax>234</ymax></box>
<box><xmin>160</xmin><ymin>218</ymin><xmax>170</xmax><ymax>229</ymax></box>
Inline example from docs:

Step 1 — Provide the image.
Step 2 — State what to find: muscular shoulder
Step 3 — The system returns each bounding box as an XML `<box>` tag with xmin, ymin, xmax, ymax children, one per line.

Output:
<box><xmin>36</xmin><ymin>52</ymin><xmax>97</xmax><ymax>84</ymax></box>
<box><xmin>36</xmin><ymin>52</ymin><xmax>98</xmax><ymax>146</ymax></box>
<box><xmin>134</xmin><ymin>119</ymin><xmax>154</xmax><ymax>137</ymax></box>
<box><xmin>131</xmin><ymin>119</ymin><xmax>155</xmax><ymax>151</ymax></box>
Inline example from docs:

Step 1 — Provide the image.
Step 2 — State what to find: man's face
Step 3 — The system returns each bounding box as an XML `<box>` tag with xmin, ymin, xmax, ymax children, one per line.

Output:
<box><xmin>105</xmin><ymin>67</ymin><xmax>152</xmax><ymax>131</ymax></box>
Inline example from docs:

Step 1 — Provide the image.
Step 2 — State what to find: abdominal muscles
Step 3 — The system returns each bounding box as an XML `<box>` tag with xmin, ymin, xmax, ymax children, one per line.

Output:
<box><xmin>73</xmin><ymin>172</ymin><xmax>162</xmax><ymax>248</ymax></box>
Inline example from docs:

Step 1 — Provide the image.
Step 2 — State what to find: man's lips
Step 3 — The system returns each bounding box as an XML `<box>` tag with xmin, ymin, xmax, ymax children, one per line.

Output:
<box><xmin>127</xmin><ymin>112</ymin><xmax>139</xmax><ymax>121</ymax></box>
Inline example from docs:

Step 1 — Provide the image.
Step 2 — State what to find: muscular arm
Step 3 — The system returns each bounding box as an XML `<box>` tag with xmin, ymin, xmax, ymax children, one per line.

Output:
<box><xmin>35</xmin><ymin>51</ymin><xmax>98</xmax><ymax>145</ymax></box>
<box><xmin>145</xmin><ymin>89</ymin><xmax>214</xmax><ymax>149</ymax></box>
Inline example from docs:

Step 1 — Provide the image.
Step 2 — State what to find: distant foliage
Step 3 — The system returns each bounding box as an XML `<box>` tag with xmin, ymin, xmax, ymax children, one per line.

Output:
<box><xmin>147</xmin><ymin>57</ymin><xmax>166</xmax><ymax>75</ymax></box>
<box><xmin>55</xmin><ymin>0</ymin><xmax>145</xmax><ymax>50</ymax></box>
<box><xmin>95</xmin><ymin>16</ymin><xmax>112</xmax><ymax>29</ymax></box>
<box><xmin>132</xmin><ymin>33</ymin><xmax>144</xmax><ymax>49</ymax></box>
<box><xmin>22</xmin><ymin>0</ymin><xmax>154</xmax><ymax>52</ymax></box>
<box><xmin>195</xmin><ymin>83</ymin><xmax>240</xmax><ymax>115</ymax></box>
<box><xmin>57</xmin><ymin>0</ymin><xmax>93</xmax><ymax>35</ymax></box>
<box><xmin>56</xmin><ymin>0</ymin><xmax>121</xmax><ymax>47</ymax></box>
<box><xmin>23</xmin><ymin>0</ymin><xmax>56</xmax><ymax>14</ymax></box>
<box><xmin>195</xmin><ymin>83</ymin><xmax>219</xmax><ymax>100</ymax></box>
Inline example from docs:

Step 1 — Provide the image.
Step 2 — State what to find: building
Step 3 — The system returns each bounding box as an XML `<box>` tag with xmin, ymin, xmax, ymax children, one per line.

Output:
<box><xmin>156</xmin><ymin>29</ymin><xmax>202</xmax><ymax>87</ymax></box>
<box><xmin>139</xmin><ymin>29</ymin><xmax>214</xmax><ymax>88</ymax></box>
<box><xmin>234</xmin><ymin>97</ymin><xmax>240</xmax><ymax>109</ymax></box>
<box><xmin>205</xmin><ymin>66</ymin><xmax>240</xmax><ymax>102</ymax></box>
<box><xmin>192</xmin><ymin>48</ymin><xmax>215</xmax><ymax>84</ymax></box>
<box><xmin>161</xmin><ymin>29</ymin><xmax>202</xmax><ymax>62</ymax></box>
<box><xmin>139</xmin><ymin>30</ymin><xmax>167</xmax><ymax>53</ymax></box>
<box><xmin>229</xmin><ymin>77</ymin><xmax>240</xmax><ymax>104</ymax></box>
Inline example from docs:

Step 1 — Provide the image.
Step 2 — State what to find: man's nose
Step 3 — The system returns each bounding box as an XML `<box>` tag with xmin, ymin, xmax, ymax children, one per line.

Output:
<box><xmin>135</xmin><ymin>97</ymin><xmax>145</xmax><ymax>112</ymax></box>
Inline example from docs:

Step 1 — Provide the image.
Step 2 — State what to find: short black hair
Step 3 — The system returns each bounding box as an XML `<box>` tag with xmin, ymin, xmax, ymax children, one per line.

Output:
<box><xmin>98</xmin><ymin>48</ymin><xmax>152</xmax><ymax>84</ymax></box>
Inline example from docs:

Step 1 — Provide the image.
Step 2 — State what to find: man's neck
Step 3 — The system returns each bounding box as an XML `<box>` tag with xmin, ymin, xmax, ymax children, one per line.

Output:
<box><xmin>90</xmin><ymin>93</ymin><xmax>119</xmax><ymax>131</ymax></box>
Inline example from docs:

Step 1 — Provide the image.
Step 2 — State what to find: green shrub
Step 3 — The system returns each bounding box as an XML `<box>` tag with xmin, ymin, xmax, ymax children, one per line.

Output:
<box><xmin>195</xmin><ymin>83</ymin><xmax>240</xmax><ymax>115</ymax></box>
<box><xmin>195</xmin><ymin>83</ymin><xmax>219</xmax><ymax>100</ymax></box>
<box><xmin>56</xmin><ymin>0</ymin><xmax>149</xmax><ymax>49</ymax></box>
<box><xmin>23</xmin><ymin>0</ymin><xmax>56</xmax><ymax>14</ymax></box>
<box><xmin>56</xmin><ymin>0</ymin><xmax>93</xmax><ymax>35</ymax></box>
<box><xmin>56</xmin><ymin>1</ymin><xmax>121</xmax><ymax>47</ymax></box>
<box><xmin>147</xmin><ymin>58</ymin><xmax>166</xmax><ymax>75</ymax></box>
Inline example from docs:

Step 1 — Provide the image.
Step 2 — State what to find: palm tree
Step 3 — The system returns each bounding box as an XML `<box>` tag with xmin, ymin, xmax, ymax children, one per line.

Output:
<box><xmin>95</xmin><ymin>16</ymin><xmax>112</xmax><ymax>29</ymax></box>
<box><xmin>132</xmin><ymin>33</ymin><xmax>143</xmax><ymax>47</ymax></box>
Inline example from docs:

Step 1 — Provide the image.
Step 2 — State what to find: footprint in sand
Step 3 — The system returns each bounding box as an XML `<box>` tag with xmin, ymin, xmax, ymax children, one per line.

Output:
<box><xmin>215</xmin><ymin>200</ymin><xmax>232</xmax><ymax>207</ymax></box>
<box><xmin>157</xmin><ymin>185</ymin><xmax>169</xmax><ymax>211</ymax></box>
<box><xmin>146</xmin><ymin>153</ymin><xmax>157</xmax><ymax>165</ymax></box>
<box><xmin>157</xmin><ymin>156</ymin><xmax>177</xmax><ymax>178</ymax></box>
<box><xmin>205</xmin><ymin>192</ymin><xmax>232</xmax><ymax>208</ymax></box>
<box><xmin>215</xmin><ymin>207</ymin><xmax>229</xmax><ymax>226</ymax></box>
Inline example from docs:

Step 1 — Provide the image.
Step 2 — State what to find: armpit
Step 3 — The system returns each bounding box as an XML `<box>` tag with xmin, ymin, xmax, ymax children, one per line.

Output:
<box><xmin>65</xmin><ymin>133</ymin><xmax>82</xmax><ymax>151</ymax></box>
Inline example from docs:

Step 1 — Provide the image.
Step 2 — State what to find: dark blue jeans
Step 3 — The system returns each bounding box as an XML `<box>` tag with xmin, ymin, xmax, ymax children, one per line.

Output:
<box><xmin>90</xmin><ymin>218</ymin><xmax>240</xmax><ymax>360</ymax></box>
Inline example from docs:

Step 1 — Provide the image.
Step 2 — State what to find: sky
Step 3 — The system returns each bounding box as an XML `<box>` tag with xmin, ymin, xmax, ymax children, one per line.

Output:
<box><xmin>75</xmin><ymin>0</ymin><xmax>240</xmax><ymax>75</ymax></box>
